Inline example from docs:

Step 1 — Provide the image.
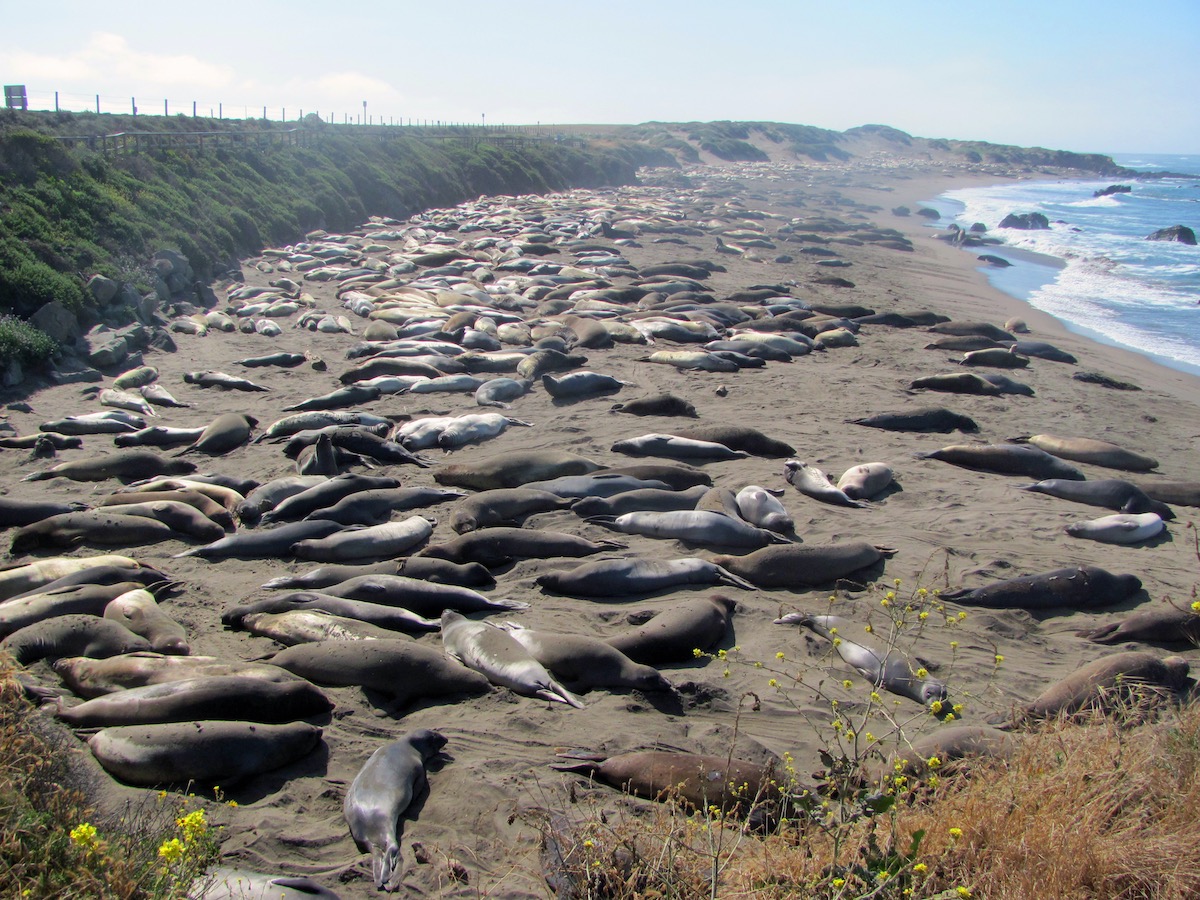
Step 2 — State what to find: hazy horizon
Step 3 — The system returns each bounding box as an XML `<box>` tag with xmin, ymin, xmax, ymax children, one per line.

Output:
<box><xmin>4</xmin><ymin>0</ymin><xmax>1197</xmax><ymax>155</ymax></box>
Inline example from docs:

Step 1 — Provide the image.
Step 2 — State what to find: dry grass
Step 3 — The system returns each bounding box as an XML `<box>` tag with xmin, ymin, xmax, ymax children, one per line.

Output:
<box><xmin>0</xmin><ymin>658</ymin><xmax>220</xmax><ymax>898</ymax></box>
<box><xmin>542</xmin><ymin>697</ymin><xmax>1200</xmax><ymax>899</ymax></box>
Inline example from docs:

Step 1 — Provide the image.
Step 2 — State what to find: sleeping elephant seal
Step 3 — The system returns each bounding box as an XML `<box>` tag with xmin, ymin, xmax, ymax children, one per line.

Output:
<box><xmin>610</xmin><ymin>393</ymin><xmax>698</xmax><ymax>418</ymax></box>
<box><xmin>940</xmin><ymin>566</ymin><xmax>1141</xmax><ymax>610</ymax></box>
<box><xmin>1016</xmin><ymin>479</ymin><xmax>1174</xmax><ymax>520</ymax></box>
<box><xmin>197</xmin><ymin>868</ymin><xmax>342</xmax><ymax>900</ymax></box>
<box><xmin>1</xmin><ymin>614</ymin><xmax>150</xmax><ymax>665</ymax></box>
<box><xmin>605</xmin><ymin>594</ymin><xmax>736</xmax><ymax>665</ymax></box>
<box><xmin>1009</xmin><ymin>434</ymin><xmax>1158</xmax><ymax>472</ymax></box>
<box><xmin>870</xmin><ymin>725</ymin><xmax>1015</xmax><ymax>782</ymax></box>
<box><xmin>848</xmin><ymin>407</ymin><xmax>979</xmax><ymax>434</ymax></box>
<box><xmin>496</xmin><ymin>622</ymin><xmax>670</xmax><ymax>693</ymax></box>
<box><xmin>21</xmin><ymin>450</ymin><xmax>196</xmax><ymax>483</ymax></box>
<box><xmin>670</xmin><ymin>423</ymin><xmax>795</xmax><ymax>457</ymax></box>
<box><xmin>448</xmin><ymin>488</ymin><xmax>576</xmax><ymax>533</ymax></box>
<box><xmin>1065</xmin><ymin>512</ymin><xmax>1165</xmax><ymax>545</ymax></box>
<box><xmin>176</xmin><ymin>413</ymin><xmax>258</xmax><ymax>456</ymax></box>
<box><xmin>997</xmin><ymin>651</ymin><xmax>1190</xmax><ymax>725</ymax></box>
<box><xmin>242</xmin><ymin>610</ymin><xmax>401</xmax><ymax>645</ymax></box>
<box><xmin>87</xmin><ymin>720</ymin><xmax>322</xmax><ymax>786</ymax></box>
<box><xmin>708</xmin><ymin>542</ymin><xmax>895</xmax><ymax>589</ymax></box>
<box><xmin>1077</xmin><ymin>606</ymin><xmax>1200</xmax><ymax>646</ymax></box>
<box><xmin>434</xmin><ymin>450</ymin><xmax>601</xmax><ymax>490</ymax></box>
<box><xmin>10</xmin><ymin>511</ymin><xmax>178</xmax><ymax>554</ymax></box>
<box><xmin>265</xmin><ymin>639</ymin><xmax>489</xmax><ymax>711</ymax></box>
<box><xmin>441</xmin><ymin>611</ymin><xmax>584</xmax><ymax>707</ymax></box>
<box><xmin>536</xmin><ymin>557</ymin><xmax>754</xmax><ymax>597</ymax></box>
<box><xmin>53</xmin><ymin>652</ymin><xmax>305</xmax><ymax>698</ymax></box>
<box><xmin>551</xmin><ymin>749</ymin><xmax>782</xmax><ymax>816</ymax></box>
<box><xmin>914</xmin><ymin>443</ymin><xmax>1084</xmax><ymax>480</ymax></box>
<box><xmin>103</xmin><ymin>588</ymin><xmax>189</xmax><ymax>654</ymax></box>
<box><xmin>776</xmin><ymin>613</ymin><xmax>947</xmax><ymax>707</ymax></box>
<box><xmin>344</xmin><ymin>730</ymin><xmax>448</xmax><ymax>892</ymax></box>
<box><xmin>784</xmin><ymin>461</ymin><xmax>868</xmax><ymax>508</ymax></box>
<box><xmin>55</xmin><ymin>674</ymin><xmax>332</xmax><ymax>727</ymax></box>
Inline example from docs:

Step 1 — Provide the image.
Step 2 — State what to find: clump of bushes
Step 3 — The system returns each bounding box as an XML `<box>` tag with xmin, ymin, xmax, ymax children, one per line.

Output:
<box><xmin>0</xmin><ymin>314</ymin><xmax>57</xmax><ymax>369</ymax></box>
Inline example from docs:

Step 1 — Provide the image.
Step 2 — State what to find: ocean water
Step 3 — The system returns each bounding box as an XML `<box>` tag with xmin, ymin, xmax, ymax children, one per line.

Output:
<box><xmin>921</xmin><ymin>153</ymin><xmax>1200</xmax><ymax>377</ymax></box>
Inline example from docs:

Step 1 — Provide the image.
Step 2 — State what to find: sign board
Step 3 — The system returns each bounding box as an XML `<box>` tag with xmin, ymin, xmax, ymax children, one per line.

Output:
<box><xmin>4</xmin><ymin>85</ymin><xmax>27</xmax><ymax>110</ymax></box>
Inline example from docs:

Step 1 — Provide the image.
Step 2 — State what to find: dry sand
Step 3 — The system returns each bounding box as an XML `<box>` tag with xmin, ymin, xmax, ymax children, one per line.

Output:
<box><xmin>4</xmin><ymin>156</ymin><xmax>1199</xmax><ymax>898</ymax></box>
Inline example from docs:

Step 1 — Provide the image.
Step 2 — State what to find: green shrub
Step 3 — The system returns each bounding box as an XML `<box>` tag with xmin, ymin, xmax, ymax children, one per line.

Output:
<box><xmin>0</xmin><ymin>314</ymin><xmax>57</xmax><ymax>369</ymax></box>
<box><xmin>0</xmin><ymin>260</ymin><xmax>85</xmax><ymax>316</ymax></box>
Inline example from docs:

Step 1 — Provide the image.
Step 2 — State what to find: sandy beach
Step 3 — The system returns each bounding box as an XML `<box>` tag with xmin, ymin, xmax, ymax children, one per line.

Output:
<box><xmin>4</xmin><ymin>155</ymin><xmax>1199</xmax><ymax>898</ymax></box>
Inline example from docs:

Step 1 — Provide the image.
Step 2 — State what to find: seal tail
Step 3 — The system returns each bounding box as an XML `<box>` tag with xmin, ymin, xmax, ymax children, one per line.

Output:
<box><xmin>538</xmin><ymin>680</ymin><xmax>585</xmax><ymax>709</ymax></box>
<box><xmin>1076</xmin><ymin>623</ymin><xmax>1123</xmax><ymax>644</ymax></box>
<box><xmin>490</xmin><ymin>598</ymin><xmax>532</xmax><ymax>611</ymax></box>
<box><xmin>371</xmin><ymin>842</ymin><xmax>401</xmax><ymax>892</ymax></box>
<box><xmin>714</xmin><ymin>566</ymin><xmax>757</xmax><ymax>591</ymax></box>
<box><xmin>20</xmin><ymin>471</ymin><xmax>54</xmax><ymax>482</ymax></box>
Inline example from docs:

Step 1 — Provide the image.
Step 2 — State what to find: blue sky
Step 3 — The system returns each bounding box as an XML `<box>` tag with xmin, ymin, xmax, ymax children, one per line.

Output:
<box><xmin>5</xmin><ymin>1</ymin><xmax>1197</xmax><ymax>153</ymax></box>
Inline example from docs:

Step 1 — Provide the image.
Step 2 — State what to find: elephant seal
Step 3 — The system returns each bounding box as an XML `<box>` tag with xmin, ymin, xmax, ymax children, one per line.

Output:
<box><xmin>496</xmin><ymin>623</ymin><xmax>671</xmax><ymax>693</ymax></box>
<box><xmin>441</xmin><ymin>611</ymin><xmax>583</xmax><ymax>707</ymax></box>
<box><xmin>784</xmin><ymin>461</ymin><xmax>868</xmax><ymax>508</ymax></box>
<box><xmin>261</xmin><ymin>558</ymin><xmax>494</xmax><ymax>591</ymax></box>
<box><xmin>97</xmin><ymin>500</ymin><xmax>227</xmax><ymax>543</ymax></box>
<box><xmin>434</xmin><ymin>450</ymin><xmax>601</xmax><ymax>491</ymax></box>
<box><xmin>611</xmin><ymin>433</ymin><xmax>748</xmax><ymax>461</ymax></box>
<box><xmin>241</xmin><ymin>610</ymin><xmax>401</xmax><ymax>645</ymax></box>
<box><xmin>0</xmin><ymin>497</ymin><xmax>88</xmax><ymax>527</ymax></box>
<box><xmin>999</xmin><ymin>651</ymin><xmax>1189</xmax><ymax>725</ymax></box>
<box><xmin>776</xmin><ymin>613</ymin><xmax>947</xmax><ymax>707</ymax></box>
<box><xmin>2</xmin><ymin>563</ymin><xmax>172</xmax><ymax>602</ymax></box>
<box><xmin>1078</xmin><ymin>605</ymin><xmax>1200</xmax><ymax>646</ymax></box>
<box><xmin>959</xmin><ymin>347</ymin><xmax>1029</xmax><ymax>368</ymax></box>
<box><xmin>940</xmin><ymin>566</ymin><xmax>1141</xmax><ymax>610</ymax></box>
<box><xmin>551</xmin><ymin>750</ymin><xmax>781</xmax><ymax>815</ymax></box>
<box><xmin>100</xmin><ymin>489</ymin><xmax>233</xmax><ymax>531</ymax></box>
<box><xmin>872</xmin><ymin>725</ymin><xmax>1015</xmax><ymax>781</ymax></box>
<box><xmin>586</xmin><ymin>463</ymin><xmax>713</xmax><ymax>491</ymax></box>
<box><xmin>670</xmin><ymin>424</ymin><xmax>795</xmax><ymax>457</ymax></box>
<box><xmin>1</xmin><ymin>614</ymin><xmax>150</xmax><ymax>664</ymax></box>
<box><xmin>282</xmin><ymin>384</ymin><xmax>379</xmax><ymax>412</ymax></box>
<box><xmin>536</xmin><ymin>557</ymin><xmax>754</xmax><ymax>597</ymax></box>
<box><xmin>542</xmin><ymin>371</ymin><xmax>629</xmax><ymax>400</ymax></box>
<box><xmin>112</xmin><ymin>365</ymin><xmax>159</xmax><ymax>390</ymax></box>
<box><xmin>914</xmin><ymin>444</ymin><xmax>1084</xmax><ymax>480</ymax></box>
<box><xmin>848</xmin><ymin>407</ymin><xmax>979</xmax><ymax>434</ymax></box>
<box><xmin>176</xmin><ymin>413</ymin><xmax>258</xmax><ymax>456</ymax></box>
<box><xmin>521</xmin><ymin>473</ymin><xmax>671</xmax><ymax>499</ymax></box>
<box><xmin>836</xmin><ymin>463</ymin><xmax>895</xmax><ymax>501</ymax></box>
<box><xmin>708</xmin><ymin>542</ymin><xmax>895</xmax><ymax>589</ymax></box>
<box><xmin>1016</xmin><ymin>478</ymin><xmax>1174</xmax><ymax>520</ymax></box>
<box><xmin>322</xmin><ymin>573</ymin><xmax>527</xmax><ymax>616</ymax></box>
<box><xmin>0</xmin><ymin>581</ymin><xmax>150</xmax><ymax>638</ymax></box>
<box><xmin>87</xmin><ymin>720</ymin><xmax>322</xmax><ymax>786</ymax></box>
<box><xmin>1007</xmin><ymin>340</ymin><xmax>1077</xmax><ymax>364</ymax></box>
<box><xmin>55</xmin><ymin>674</ymin><xmax>332</xmax><ymax>727</ymax></box>
<box><xmin>610</xmin><ymin>393</ymin><xmax>698</xmax><ymax>417</ymax></box>
<box><xmin>909</xmin><ymin>372</ymin><xmax>1033</xmax><ymax>396</ymax></box>
<box><xmin>10</xmin><ymin>512</ymin><xmax>177</xmax><ymax>553</ymax></box>
<box><xmin>1065</xmin><ymin>512</ymin><xmax>1165</xmax><ymax>544</ymax></box>
<box><xmin>53</xmin><ymin>652</ymin><xmax>308</xmax><ymax>698</ymax></box>
<box><xmin>571</xmin><ymin>485</ymin><xmax>710</xmax><ymax>519</ymax></box>
<box><xmin>261</xmin><ymin>474</ymin><xmax>403</xmax><ymax>525</ymax></box>
<box><xmin>733</xmin><ymin>486</ymin><xmax>793</xmax><ymax>533</ymax></box>
<box><xmin>448</xmin><ymin>488</ymin><xmax>575</xmax><ymax>533</ymax></box>
<box><xmin>197</xmin><ymin>868</ymin><xmax>342</xmax><ymax>899</ymax></box>
<box><xmin>22</xmin><ymin>451</ymin><xmax>196</xmax><ymax>483</ymax></box>
<box><xmin>103</xmin><ymin>588</ymin><xmax>189</xmax><ymax>654</ymax></box>
<box><xmin>222</xmin><ymin>592</ymin><xmax>439</xmax><ymax>634</ymax></box>
<box><xmin>290</xmin><ymin>516</ymin><xmax>434</xmax><ymax>563</ymax></box>
<box><xmin>1130</xmin><ymin>480</ymin><xmax>1200</xmax><ymax>508</ymax></box>
<box><xmin>927</xmin><ymin>321</ymin><xmax>1015</xmax><ymax>341</ymax></box>
<box><xmin>310</xmin><ymin>487</ymin><xmax>465</xmax><ymax>527</ymax></box>
<box><xmin>174</xmin><ymin>520</ymin><xmax>343</xmax><ymax>560</ymax></box>
<box><xmin>474</xmin><ymin>377</ymin><xmax>533</xmax><ymax>409</ymax></box>
<box><xmin>418</xmin><ymin>527</ymin><xmax>626</xmax><ymax>568</ymax></box>
<box><xmin>1009</xmin><ymin>434</ymin><xmax>1158</xmax><ymax>472</ymax></box>
<box><xmin>606</xmin><ymin>594</ymin><xmax>736</xmax><ymax>665</ymax></box>
<box><xmin>0</xmin><ymin>433</ymin><xmax>83</xmax><ymax>451</ymax></box>
<box><xmin>344</xmin><ymin>730</ymin><xmax>448</xmax><ymax>892</ymax></box>
<box><xmin>266</xmin><ymin>639</ymin><xmax>489</xmax><ymax>710</ymax></box>
<box><xmin>588</xmin><ymin>510</ymin><xmax>788</xmax><ymax>548</ymax></box>
<box><xmin>0</xmin><ymin>555</ymin><xmax>146</xmax><ymax>602</ymax></box>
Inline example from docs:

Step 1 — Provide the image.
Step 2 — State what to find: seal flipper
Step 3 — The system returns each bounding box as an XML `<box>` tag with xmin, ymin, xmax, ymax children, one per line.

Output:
<box><xmin>714</xmin><ymin>566</ymin><xmax>757</xmax><ymax>591</ymax></box>
<box><xmin>537</xmin><ymin>679</ymin><xmax>586</xmax><ymax>709</ymax></box>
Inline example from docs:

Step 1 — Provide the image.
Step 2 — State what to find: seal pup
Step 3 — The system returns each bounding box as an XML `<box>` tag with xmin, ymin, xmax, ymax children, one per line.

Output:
<box><xmin>440</xmin><ymin>611</ymin><xmax>583</xmax><ymax>707</ymax></box>
<box><xmin>289</xmin><ymin>516</ymin><xmax>434</xmax><ymax>563</ymax></box>
<box><xmin>196</xmin><ymin>868</ymin><xmax>341</xmax><ymax>900</ymax></box>
<box><xmin>418</xmin><ymin>527</ymin><xmax>626</xmax><ymax>568</ymax></box>
<box><xmin>670</xmin><ymin>424</ymin><xmax>795</xmax><ymax>457</ymax></box>
<box><xmin>848</xmin><ymin>408</ymin><xmax>979</xmax><ymax>434</ymax></box>
<box><xmin>610</xmin><ymin>393</ymin><xmax>698</xmax><ymax>417</ymax></box>
<box><xmin>914</xmin><ymin>444</ymin><xmax>1084</xmax><ymax>480</ymax></box>
<box><xmin>784</xmin><ymin>461</ymin><xmax>868</xmax><ymax>508</ymax></box>
<box><xmin>241</xmin><ymin>610</ymin><xmax>400</xmax><ymax>645</ymax></box>
<box><xmin>52</xmin><ymin>653</ymin><xmax>304</xmax><ymax>698</ymax></box>
<box><xmin>344</xmin><ymin>730</ymin><xmax>448</xmax><ymax>892</ymax></box>
<box><xmin>448</xmin><ymin>488</ymin><xmax>575</xmax><ymax>533</ymax></box>
<box><xmin>321</xmin><ymin>574</ymin><xmax>527</xmax><ymax>616</ymax></box>
<box><xmin>940</xmin><ymin>566</ymin><xmax>1141</xmax><ymax>610</ymax></box>
<box><xmin>1009</xmin><ymin>434</ymin><xmax>1158</xmax><ymax>472</ymax></box>
<box><xmin>434</xmin><ymin>450</ymin><xmax>601</xmax><ymax>491</ymax></box>
<box><xmin>776</xmin><ymin>613</ymin><xmax>948</xmax><ymax>707</ymax></box>
<box><xmin>87</xmin><ymin>720</ymin><xmax>322</xmax><ymax>786</ymax></box>
<box><xmin>0</xmin><ymin>555</ymin><xmax>146</xmax><ymax>602</ymax></box>
<box><xmin>733</xmin><ymin>486</ymin><xmax>793</xmax><ymax>533</ymax></box>
<box><xmin>103</xmin><ymin>588</ymin><xmax>189</xmax><ymax>654</ymax></box>
<box><xmin>175</xmin><ymin>413</ymin><xmax>258</xmax><ymax>456</ymax></box>
<box><xmin>10</xmin><ymin>512</ymin><xmax>178</xmax><ymax>553</ymax></box>
<box><xmin>611</xmin><ymin>433</ymin><xmax>749</xmax><ymax>462</ymax></box>
<box><xmin>496</xmin><ymin>622</ymin><xmax>671</xmax><ymax>693</ymax></box>
<box><xmin>22</xmin><ymin>451</ymin><xmax>197</xmax><ymax>484</ymax></box>
<box><xmin>836</xmin><ymin>464</ymin><xmax>895</xmax><ymax>501</ymax></box>
<box><xmin>708</xmin><ymin>542</ymin><xmax>895</xmax><ymax>589</ymax></box>
<box><xmin>1</xmin><ymin>614</ymin><xmax>150</xmax><ymax>665</ymax></box>
<box><xmin>1065</xmin><ymin>512</ymin><xmax>1165</xmax><ymax>545</ymax></box>
<box><xmin>1078</xmin><ymin>605</ymin><xmax>1200</xmax><ymax>646</ymax></box>
<box><xmin>587</xmin><ymin>510</ymin><xmax>789</xmax><ymax>549</ymax></box>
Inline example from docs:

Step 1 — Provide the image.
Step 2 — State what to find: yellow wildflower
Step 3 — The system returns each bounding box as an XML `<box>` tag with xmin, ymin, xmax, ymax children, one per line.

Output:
<box><xmin>949</xmin><ymin>827</ymin><xmax>964</xmax><ymax>840</ymax></box>
<box><xmin>913</xmin><ymin>862</ymin><xmax>928</xmax><ymax>874</ymax></box>
<box><xmin>1191</xmin><ymin>601</ymin><xmax>1200</xmax><ymax>614</ymax></box>
<box><xmin>957</xmin><ymin>888</ymin><xmax>972</xmax><ymax>899</ymax></box>
<box><xmin>158</xmin><ymin>838</ymin><xmax>186</xmax><ymax>864</ymax></box>
<box><xmin>929</xmin><ymin>700</ymin><xmax>943</xmax><ymax>715</ymax></box>
<box><xmin>927</xmin><ymin>755</ymin><xmax>942</xmax><ymax>769</ymax></box>
<box><xmin>768</xmin><ymin>678</ymin><xmax>779</xmax><ymax>688</ymax></box>
<box><xmin>69</xmin><ymin>823</ymin><xmax>98</xmax><ymax>850</ymax></box>
<box><xmin>916</xmin><ymin>667</ymin><xmax>928</xmax><ymax>679</ymax></box>
<box><xmin>995</xmin><ymin>654</ymin><xmax>1005</xmax><ymax>665</ymax></box>
<box><xmin>842</xmin><ymin>679</ymin><xmax>853</xmax><ymax>689</ymax></box>
<box><xmin>775</xmin><ymin>651</ymin><xmax>785</xmax><ymax>660</ymax></box>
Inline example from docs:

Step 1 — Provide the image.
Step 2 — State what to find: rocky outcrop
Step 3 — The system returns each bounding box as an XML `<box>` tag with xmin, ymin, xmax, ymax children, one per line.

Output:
<box><xmin>999</xmin><ymin>212</ymin><xmax>1050</xmax><ymax>230</ymax></box>
<box><xmin>1146</xmin><ymin>225</ymin><xmax>1197</xmax><ymax>245</ymax></box>
<box><xmin>1094</xmin><ymin>184</ymin><xmax>1132</xmax><ymax>198</ymax></box>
